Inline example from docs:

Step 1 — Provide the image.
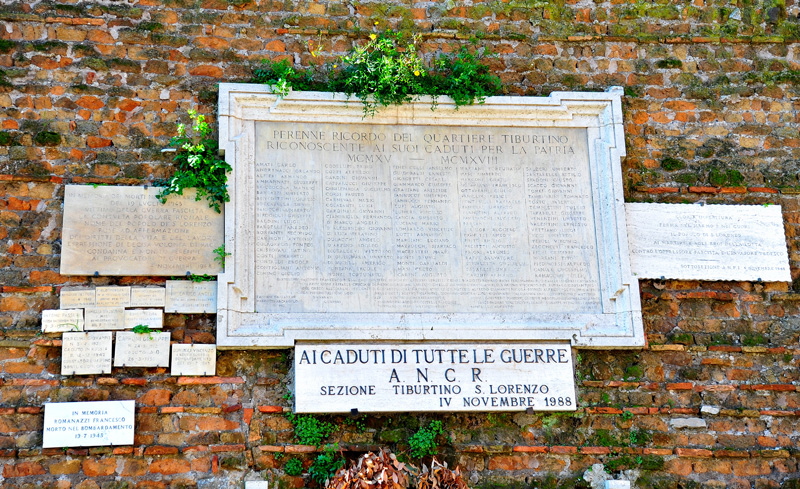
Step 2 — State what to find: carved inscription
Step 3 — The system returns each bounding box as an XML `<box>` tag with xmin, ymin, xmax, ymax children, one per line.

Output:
<box><xmin>294</xmin><ymin>342</ymin><xmax>577</xmax><ymax>413</ymax></box>
<box><xmin>626</xmin><ymin>203</ymin><xmax>791</xmax><ymax>282</ymax></box>
<box><xmin>61</xmin><ymin>186</ymin><xmax>223</xmax><ymax>276</ymax></box>
<box><xmin>171</xmin><ymin>344</ymin><xmax>216</xmax><ymax>376</ymax></box>
<box><xmin>254</xmin><ymin>123</ymin><xmax>601</xmax><ymax>314</ymax></box>
<box><xmin>61</xmin><ymin>332</ymin><xmax>112</xmax><ymax>375</ymax></box>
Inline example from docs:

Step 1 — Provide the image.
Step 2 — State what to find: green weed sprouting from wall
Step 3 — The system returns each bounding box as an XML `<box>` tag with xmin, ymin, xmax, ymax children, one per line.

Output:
<box><xmin>307</xmin><ymin>445</ymin><xmax>345</xmax><ymax>485</ymax></box>
<box><xmin>157</xmin><ymin>109</ymin><xmax>231</xmax><ymax>213</ymax></box>
<box><xmin>285</xmin><ymin>412</ymin><xmax>337</xmax><ymax>447</ymax></box>
<box><xmin>408</xmin><ymin>420</ymin><xmax>446</xmax><ymax>459</ymax></box>
<box><xmin>252</xmin><ymin>30</ymin><xmax>503</xmax><ymax>117</ymax></box>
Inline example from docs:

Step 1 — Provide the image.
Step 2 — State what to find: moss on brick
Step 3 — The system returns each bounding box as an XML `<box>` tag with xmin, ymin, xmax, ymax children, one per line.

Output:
<box><xmin>33</xmin><ymin>131</ymin><xmax>61</xmax><ymax>146</ymax></box>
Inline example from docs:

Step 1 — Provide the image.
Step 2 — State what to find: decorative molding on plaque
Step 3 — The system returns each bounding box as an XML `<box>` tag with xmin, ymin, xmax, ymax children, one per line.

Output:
<box><xmin>216</xmin><ymin>85</ymin><xmax>643</xmax><ymax>349</ymax></box>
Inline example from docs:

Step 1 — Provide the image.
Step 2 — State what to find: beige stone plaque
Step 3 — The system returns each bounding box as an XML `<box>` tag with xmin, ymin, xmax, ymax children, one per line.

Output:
<box><xmin>60</xmin><ymin>186</ymin><xmax>224</xmax><ymax>276</ymax></box>
<box><xmin>60</xmin><ymin>288</ymin><xmax>96</xmax><ymax>309</ymax></box>
<box><xmin>626</xmin><ymin>203</ymin><xmax>791</xmax><ymax>282</ymax></box>
<box><xmin>165</xmin><ymin>280</ymin><xmax>217</xmax><ymax>313</ymax></box>
<box><xmin>62</xmin><ymin>332</ymin><xmax>112</xmax><ymax>375</ymax></box>
<box><xmin>123</xmin><ymin>309</ymin><xmax>163</xmax><ymax>329</ymax></box>
<box><xmin>114</xmin><ymin>331</ymin><xmax>171</xmax><ymax>367</ymax></box>
<box><xmin>84</xmin><ymin>307</ymin><xmax>125</xmax><ymax>331</ymax></box>
<box><xmin>42</xmin><ymin>309</ymin><xmax>84</xmax><ymax>333</ymax></box>
<box><xmin>170</xmin><ymin>344</ymin><xmax>216</xmax><ymax>376</ymax></box>
<box><xmin>130</xmin><ymin>287</ymin><xmax>166</xmax><ymax>307</ymax></box>
<box><xmin>95</xmin><ymin>287</ymin><xmax>131</xmax><ymax>308</ymax></box>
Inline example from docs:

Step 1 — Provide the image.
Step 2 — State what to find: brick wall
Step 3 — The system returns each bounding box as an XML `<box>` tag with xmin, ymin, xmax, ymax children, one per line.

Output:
<box><xmin>2</xmin><ymin>0</ymin><xmax>800</xmax><ymax>487</ymax></box>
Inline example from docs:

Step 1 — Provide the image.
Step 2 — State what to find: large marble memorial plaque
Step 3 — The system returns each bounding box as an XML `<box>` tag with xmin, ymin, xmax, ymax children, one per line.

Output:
<box><xmin>62</xmin><ymin>332</ymin><xmax>112</xmax><ymax>375</ymax></box>
<box><xmin>114</xmin><ymin>331</ymin><xmax>170</xmax><ymax>367</ymax></box>
<box><xmin>217</xmin><ymin>87</ymin><xmax>643</xmax><ymax>348</ymax></box>
<box><xmin>295</xmin><ymin>342</ymin><xmax>577</xmax><ymax>413</ymax></box>
<box><xmin>60</xmin><ymin>186</ymin><xmax>224</xmax><ymax>276</ymax></box>
<box><xmin>43</xmin><ymin>400</ymin><xmax>135</xmax><ymax>448</ymax></box>
<box><xmin>626</xmin><ymin>203</ymin><xmax>791</xmax><ymax>282</ymax></box>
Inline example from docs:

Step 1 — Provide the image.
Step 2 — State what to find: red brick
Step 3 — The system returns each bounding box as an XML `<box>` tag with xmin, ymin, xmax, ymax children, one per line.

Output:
<box><xmin>144</xmin><ymin>446</ymin><xmax>179</xmax><ymax>455</ymax></box>
<box><xmin>257</xmin><ymin>405</ymin><xmax>284</xmax><ymax>413</ymax></box>
<box><xmin>82</xmin><ymin>458</ymin><xmax>117</xmax><ymax>477</ymax></box>
<box><xmin>149</xmin><ymin>459</ymin><xmax>191</xmax><ymax>475</ymax></box>
<box><xmin>86</xmin><ymin>136</ymin><xmax>112</xmax><ymax>148</ymax></box>
<box><xmin>4</xmin><ymin>462</ymin><xmax>45</xmax><ymax>478</ymax></box>
<box><xmin>76</xmin><ymin>96</ymin><xmax>104</xmax><ymax>110</ymax></box>
<box><xmin>138</xmin><ymin>389</ymin><xmax>172</xmax><ymax>406</ymax></box>
<box><xmin>676</xmin><ymin>448</ymin><xmax>713</xmax><ymax>458</ymax></box>
<box><xmin>189</xmin><ymin>65</ymin><xmax>223</xmax><ymax>77</ymax></box>
<box><xmin>512</xmin><ymin>446</ymin><xmax>548</xmax><ymax>453</ymax></box>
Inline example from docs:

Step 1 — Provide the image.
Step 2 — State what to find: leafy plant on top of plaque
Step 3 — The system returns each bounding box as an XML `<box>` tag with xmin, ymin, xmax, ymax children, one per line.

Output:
<box><xmin>131</xmin><ymin>324</ymin><xmax>159</xmax><ymax>340</ymax></box>
<box><xmin>252</xmin><ymin>30</ymin><xmax>503</xmax><ymax>117</ymax></box>
<box><xmin>157</xmin><ymin>109</ymin><xmax>231</xmax><ymax>213</ymax></box>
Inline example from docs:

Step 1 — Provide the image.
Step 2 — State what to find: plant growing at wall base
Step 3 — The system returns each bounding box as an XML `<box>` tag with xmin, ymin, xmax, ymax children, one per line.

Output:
<box><xmin>408</xmin><ymin>420</ymin><xmax>446</xmax><ymax>459</ymax></box>
<box><xmin>283</xmin><ymin>457</ymin><xmax>304</xmax><ymax>476</ymax></box>
<box><xmin>158</xmin><ymin>109</ymin><xmax>231</xmax><ymax>213</ymax></box>
<box><xmin>286</xmin><ymin>412</ymin><xmax>336</xmax><ymax>446</ymax></box>
<box><xmin>308</xmin><ymin>444</ymin><xmax>344</xmax><ymax>485</ymax></box>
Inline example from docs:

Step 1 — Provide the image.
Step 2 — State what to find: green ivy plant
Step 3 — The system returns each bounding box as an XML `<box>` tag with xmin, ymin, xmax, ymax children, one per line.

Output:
<box><xmin>131</xmin><ymin>324</ymin><xmax>157</xmax><ymax>339</ymax></box>
<box><xmin>307</xmin><ymin>445</ymin><xmax>345</xmax><ymax>485</ymax></box>
<box><xmin>283</xmin><ymin>457</ymin><xmax>304</xmax><ymax>476</ymax></box>
<box><xmin>408</xmin><ymin>420</ymin><xmax>445</xmax><ymax>459</ymax></box>
<box><xmin>213</xmin><ymin>244</ymin><xmax>230</xmax><ymax>268</ymax></box>
<box><xmin>252</xmin><ymin>30</ymin><xmax>503</xmax><ymax>117</ymax></box>
<box><xmin>285</xmin><ymin>412</ymin><xmax>336</xmax><ymax>446</ymax></box>
<box><xmin>158</xmin><ymin>109</ymin><xmax>231</xmax><ymax>213</ymax></box>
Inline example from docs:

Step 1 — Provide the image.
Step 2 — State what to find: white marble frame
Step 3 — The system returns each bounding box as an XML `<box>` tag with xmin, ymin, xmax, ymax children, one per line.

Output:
<box><xmin>216</xmin><ymin>85</ymin><xmax>643</xmax><ymax>348</ymax></box>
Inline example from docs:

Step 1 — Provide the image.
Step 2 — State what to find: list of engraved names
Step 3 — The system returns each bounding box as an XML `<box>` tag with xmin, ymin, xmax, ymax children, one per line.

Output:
<box><xmin>254</xmin><ymin>122</ymin><xmax>601</xmax><ymax>314</ymax></box>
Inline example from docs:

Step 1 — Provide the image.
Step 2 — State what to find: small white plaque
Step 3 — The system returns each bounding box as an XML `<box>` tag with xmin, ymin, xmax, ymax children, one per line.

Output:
<box><xmin>130</xmin><ymin>287</ymin><xmax>166</xmax><ymax>307</ymax></box>
<box><xmin>294</xmin><ymin>342</ymin><xmax>577</xmax><ymax>413</ymax></box>
<box><xmin>60</xmin><ymin>288</ymin><xmax>96</xmax><ymax>309</ymax></box>
<box><xmin>95</xmin><ymin>286</ymin><xmax>131</xmax><ymax>307</ymax></box>
<box><xmin>84</xmin><ymin>307</ymin><xmax>125</xmax><ymax>331</ymax></box>
<box><xmin>114</xmin><ymin>331</ymin><xmax>171</xmax><ymax>367</ymax></box>
<box><xmin>123</xmin><ymin>309</ymin><xmax>163</xmax><ymax>330</ymax></box>
<box><xmin>626</xmin><ymin>203</ymin><xmax>791</xmax><ymax>282</ymax></box>
<box><xmin>43</xmin><ymin>400</ymin><xmax>135</xmax><ymax>448</ymax></box>
<box><xmin>170</xmin><ymin>344</ymin><xmax>216</xmax><ymax>376</ymax></box>
<box><xmin>62</xmin><ymin>332</ymin><xmax>113</xmax><ymax>375</ymax></box>
<box><xmin>42</xmin><ymin>309</ymin><xmax>84</xmax><ymax>333</ymax></box>
<box><xmin>165</xmin><ymin>280</ymin><xmax>217</xmax><ymax>313</ymax></box>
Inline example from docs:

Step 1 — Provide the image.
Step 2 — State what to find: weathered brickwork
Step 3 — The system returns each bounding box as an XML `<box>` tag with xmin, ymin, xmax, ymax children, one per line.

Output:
<box><xmin>1</xmin><ymin>0</ymin><xmax>800</xmax><ymax>487</ymax></box>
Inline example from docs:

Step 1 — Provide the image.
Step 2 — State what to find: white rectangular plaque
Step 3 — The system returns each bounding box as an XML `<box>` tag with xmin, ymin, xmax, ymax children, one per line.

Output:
<box><xmin>170</xmin><ymin>344</ymin><xmax>216</xmax><ymax>376</ymax></box>
<box><xmin>60</xmin><ymin>288</ymin><xmax>96</xmax><ymax>309</ymax></box>
<box><xmin>114</xmin><ymin>331</ymin><xmax>171</xmax><ymax>367</ymax></box>
<box><xmin>61</xmin><ymin>332</ymin><xmax>113</xmax><ymax>375</ymax></box>
<box><xmin>130</xmin><ymin>287</ymin><xmax>166</xmax><ymax>307</ymax></box>
<box><xmin>217</xmin><ymin>87</ymin><xmax>643</xmax><ymax>348</ymax></box>
<box><xmin>42</xmin><ymin>309</ymin><xmax>84</xmax><ymax>333</ymax></box>
<box><xmin>95</xmin><ymin>286</ymin><xmax>131</xmax><ymax>308</ymax></box>
<box><xmin>123</xmin><ymin>309</ymin><xmax>163</xmax><ymax>330</ymax></box>
<box><xmin>295</xmin><ymin>342</ymin><xmax>577</xmax><ymax>413</ymax></box>
<box><xmin>43</xmin><ymin>400</ymin><xmax>135</xmax><ymax>448</ymax></box>
<box><xmin>84</xmin><ymin>307</ymin><xmax>125</xmax><ymax>331</ymax></box>
<box><xmin>60</xmin><ymin>186</ymin><xmax>224</xmax><ymax>276</ymax></box>
<box><xmin>626</xmin><ymin>203</ymin><xmax>791</xmax><ymax>282</ymax></box>
<box><xmin>165</xmin><ymin>280</ymin><xmax>217</xmax><ymax>313</ymax></box>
